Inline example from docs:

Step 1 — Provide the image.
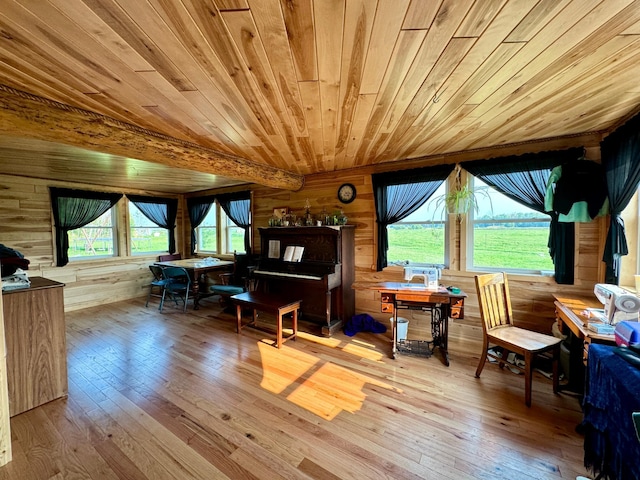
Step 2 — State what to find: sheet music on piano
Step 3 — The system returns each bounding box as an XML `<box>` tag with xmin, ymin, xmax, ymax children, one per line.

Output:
<box><xmin>283</xmin><ymin>245</ymin><xmax>304</xmax><ymax>262</ymax></box>
<box><xmin>268</xmin><ymin>240</ymin><xmax>280</xmax><ymax>259</ymax></box>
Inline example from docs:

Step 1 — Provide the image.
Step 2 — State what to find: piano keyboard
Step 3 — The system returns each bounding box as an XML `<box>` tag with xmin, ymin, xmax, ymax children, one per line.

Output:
<box><xmin>253</xmin><ymin>270</ymin><xmax>322</xmax><ymax>280</ymax></box>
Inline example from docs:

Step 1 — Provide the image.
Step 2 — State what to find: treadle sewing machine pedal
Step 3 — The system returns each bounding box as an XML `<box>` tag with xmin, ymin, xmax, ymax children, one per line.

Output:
<box><xmin>396</xmin><ymin>339</ymin><xmax>433</xmax><ymax>357</ymax></box>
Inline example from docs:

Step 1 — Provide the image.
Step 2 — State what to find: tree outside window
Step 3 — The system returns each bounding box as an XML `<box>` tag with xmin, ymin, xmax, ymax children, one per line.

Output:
<box><xmin>68</xmin><ymin>208</ymin><xmax>116</xmax><ymax>259</ymax></box>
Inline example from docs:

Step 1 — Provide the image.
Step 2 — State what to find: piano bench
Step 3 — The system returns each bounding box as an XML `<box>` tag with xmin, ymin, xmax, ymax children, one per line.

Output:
<box><xmin>230</xmin><ymin>291</ymin><xmax>302</xmax><ymax>349</ymax></box>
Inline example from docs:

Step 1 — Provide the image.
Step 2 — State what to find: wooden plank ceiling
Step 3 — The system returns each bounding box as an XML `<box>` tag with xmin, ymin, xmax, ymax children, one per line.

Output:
<box><xmin>0</xmin><ymin>0</ymin><xmax>639</xmax><ymax>193</ymax></box>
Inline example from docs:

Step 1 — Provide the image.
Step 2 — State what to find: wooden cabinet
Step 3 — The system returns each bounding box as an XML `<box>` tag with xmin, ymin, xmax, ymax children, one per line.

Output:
<box><xmin>2</xmin><ymin>277</ymin><xmax>68</xmax><ymax>416</ymax></box>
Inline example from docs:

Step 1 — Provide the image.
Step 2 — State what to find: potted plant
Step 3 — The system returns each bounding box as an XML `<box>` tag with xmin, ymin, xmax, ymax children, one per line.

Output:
<box><xmin>431</xmin><ymin>165</ymin><xmax>492</xmax><ymax>218</ymax></box>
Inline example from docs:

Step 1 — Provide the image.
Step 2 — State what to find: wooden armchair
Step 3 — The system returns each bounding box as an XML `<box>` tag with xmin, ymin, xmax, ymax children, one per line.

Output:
<box><xmin>475</xmin><ymin>272</ymin><xmax>561</xmax><ymax>407</ymax></box>
<box><xmin>210</xmin><ymin>253</ymin><xmax>256</xmax><ymax>305</ymax></box>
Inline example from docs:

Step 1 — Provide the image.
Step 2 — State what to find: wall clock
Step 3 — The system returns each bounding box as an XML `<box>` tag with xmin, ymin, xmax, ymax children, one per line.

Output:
<box><xmin>337</xmin><ymin>183</ymin><xmax>356</xmax><ymax>204</ymax></box>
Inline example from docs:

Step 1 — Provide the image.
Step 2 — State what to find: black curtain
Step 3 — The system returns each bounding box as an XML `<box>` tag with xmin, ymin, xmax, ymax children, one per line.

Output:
<box><xmin>601</xmin><ymin>113</ymin><xmax>640</xmax><ymax>283</ymax></box>
<box><xmin>127</xmin><ymin>195</ymin><xmax>179</xmax><ymax>254</ymax></box>
<box><xmin>187</xmin><ymin>195</ymin><xmax>216</xmax><ymax>255</ymax></box>
<box><xmin>218</xmin><ymin>191</ymin><xmax>252</xmax><ymax>253</ymax></box>
<box><xmin>372</xmin><ymin>164</ymin><xmax>455</xmax><ymax>271</ymax></box>
<box><xmin>50</xmin><ymin>187</ymin><xmax>123</xmax><ymax>267</ymax></box>
<box><xmin>462</xmin><ymin>148</ymin><xmax>582</xmax><ymax>284</ymax></box>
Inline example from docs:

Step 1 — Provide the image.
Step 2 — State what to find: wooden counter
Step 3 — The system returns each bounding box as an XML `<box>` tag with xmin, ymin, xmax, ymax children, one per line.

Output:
<box><xmin>2</xmin><ymin>277</ymin><xmax>68</xmax><ymax>416</ymax></box>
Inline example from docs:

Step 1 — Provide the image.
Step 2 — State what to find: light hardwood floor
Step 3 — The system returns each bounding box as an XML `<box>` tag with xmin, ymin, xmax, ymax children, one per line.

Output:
<box><xmin>0</xmin><ymin>298</ymin><xmax>591</xmax><ymax>479</ymax></box>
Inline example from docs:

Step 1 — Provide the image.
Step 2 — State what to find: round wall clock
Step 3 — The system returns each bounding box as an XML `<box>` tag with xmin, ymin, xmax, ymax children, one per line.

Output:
<box><xmin>337</xmin><ymin>183</ymin><xmax>356</xmax><ymax>204</ymax></box>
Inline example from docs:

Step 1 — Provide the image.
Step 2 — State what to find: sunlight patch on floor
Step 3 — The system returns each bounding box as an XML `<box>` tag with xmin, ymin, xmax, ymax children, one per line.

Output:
<box><xmin>257</xmin><ymin>341</ymin><xmax>402</xmax><ymax>420</ymax></box>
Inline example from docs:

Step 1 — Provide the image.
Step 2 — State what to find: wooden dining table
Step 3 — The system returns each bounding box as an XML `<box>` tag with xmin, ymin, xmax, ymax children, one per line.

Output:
<box><xmin>154</xmin><ymin>258</ymin><xmax>233</xmax><ymax>309</ymax></box>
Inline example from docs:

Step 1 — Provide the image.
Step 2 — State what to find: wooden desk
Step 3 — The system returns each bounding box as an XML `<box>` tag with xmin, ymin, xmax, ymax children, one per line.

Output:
<box><xmin>2</xmin><ymin>277</ymin><xmax>67</xmax><ymax>416</ymax></box>
<box><xmin>231</xmin><ymin>291</ymin><xmax>301</xmax><ymax>349</ymax></box>
<box><xmin>355</xmin><ymin>282</ymin><xmax>466</xmax><ymax>366</ymax></box>
<box><xmin>155</xmin><ymin>258</ymin><xmax>233</xmax><ymax>309</ymax></box>
<box><xmin>553</xmin><ymin>294</ymin><xmax>616</xmax><ymax>361</ymax></box>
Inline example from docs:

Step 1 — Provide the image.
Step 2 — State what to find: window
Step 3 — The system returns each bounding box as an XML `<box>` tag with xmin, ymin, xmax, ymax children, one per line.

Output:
<box><xmin>129</xmin><ymin>202</ymin><xmax>169</xmax><ymax>255</ymax></box>
<box><xmin>372</xmin><ymin>164</ymin><xmax>455</xmax><ymax>270</ymax></box>
<box><xmin>196</xmin><ymin>206</ymin><xmax>217</xmax><ymax>253</ymax></box>
<box><xmin>470</xmin><ymin>177</ymin><xmax>553</xmax><ymax>273</ymax></box>
<box><xmin>194</xmin><ymin>201</ymin><xmax>247</xmax><ymax>255</ymax></box>
<box><xmin>50</xmin><ymin>187</ymin><xmax>123</xmax><ymax>266</ymax></box>
<box><xmin>619</xmin><ymin>188</ymin><xmax>639</xmax><ymax>288</ymax></box>
<box><xmin>68</xmin><ymin>208</ymin><xmax>117</xmax><ymax>259</ymax></box>
<box><xmin>387</xmin><ymin>182</ymin><xmax>447</xmax><ymax>265</ymax></box>
<box><xmin>225</xmin><ymin>214</ymin><xmax>245</xmax><ymax>254</ymax></box>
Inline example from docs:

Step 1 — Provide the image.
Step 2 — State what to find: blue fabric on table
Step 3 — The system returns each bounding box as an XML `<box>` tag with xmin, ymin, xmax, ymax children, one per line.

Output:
<box><xmin>583</xmin><ymin>344</ymin><xmax>640</xmax><ymax>480</ymax></box>
<box><xmin>344</xmin><ymin>314</ymin><xmax>387</xmax><ymax>337</ymax></box>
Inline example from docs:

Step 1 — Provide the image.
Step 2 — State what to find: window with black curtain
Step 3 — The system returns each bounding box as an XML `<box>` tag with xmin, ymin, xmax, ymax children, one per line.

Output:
<box><xmin>187</xmin><ymin>195</ymin><xmax>216</xmax><ymax>255</ymax></box>
<box><xmin>50</xmin><ymin>187</ymin><xmax>123</xmax><ymax>267</ymax></box>
<box><xmin>601</xmin><ymin>112</ymin><xmax>640</xmax><ymax>284</ymax></box>
<box><xmin>461</xmin><ymin>148</ymin><xmax>583</xmax><ymax>284</ymax></box>
<box><xmin>217</xmin><ymin>191</ymin><xmax>252</xmax><ymax>254</ymax></box>
<box><xmin>372</xmin><ymin>164</ymin><xmax>455</xmax><ymax>271</ymax></box>
<box><xmin>127</xmin><ymin>195</ymin><xmax>179</xmax><ymax>254</ymax></box>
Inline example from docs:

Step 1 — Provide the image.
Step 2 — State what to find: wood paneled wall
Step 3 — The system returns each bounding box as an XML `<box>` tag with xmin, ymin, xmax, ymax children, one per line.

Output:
<box><xmin>1</xmin><ymin>147</ymin><xmax>610</xmax><ymax>342</ymax></box>
<box><xmin>252</xmin><ymin>161</ymin><xmax>608</xmax><ymax>339</ymax></box>
<box><xmin>0</xmin><ymin>174</ymin><xmax>185</xmax><ymax>311</ymax></box>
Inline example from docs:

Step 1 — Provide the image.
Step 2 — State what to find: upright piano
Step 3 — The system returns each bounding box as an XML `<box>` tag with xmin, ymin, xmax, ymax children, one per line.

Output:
<box><xmin>254</xmin><ymin>225</ymin><xmax>355</xmax><ymax>336</ymax></box>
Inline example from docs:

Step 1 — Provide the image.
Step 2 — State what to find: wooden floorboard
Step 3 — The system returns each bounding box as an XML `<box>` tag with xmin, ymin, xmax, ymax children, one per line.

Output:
<box><xmin>0</xmin><ymin>297</ymin><xmax>591</xmax><ymax>479</ymax></box>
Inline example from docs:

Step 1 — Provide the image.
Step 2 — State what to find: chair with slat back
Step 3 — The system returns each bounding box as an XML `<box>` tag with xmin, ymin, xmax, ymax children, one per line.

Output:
<box><xmin>160</xmin><ymin>266</ymin><xmax>191</xmax><ymax>312</ymax></box>
<box><xmin>210</xmin><ymin>252</ymin><xmax>256</xmax><ymax>306</ymax></box>
<box><xmin>475</xmin><ymin>272</ymin><xmax>562</xmax><ymax>407</ymax></box>
<box><xmin>158</xmin><ymin>253</ymin><xmax>182</xmax><ymax>262</ymax></box>
<box><xmin>146</xmin><ymin>265</ymin><xmax>171</xmax><ymax>309</ymax></box>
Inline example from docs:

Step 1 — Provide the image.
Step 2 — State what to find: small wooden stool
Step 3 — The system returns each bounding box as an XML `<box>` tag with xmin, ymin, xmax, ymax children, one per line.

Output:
<box><xmin>230</xmin><ymin>291</ymin><xmax>301</xmax><ymax>348</ymax></box>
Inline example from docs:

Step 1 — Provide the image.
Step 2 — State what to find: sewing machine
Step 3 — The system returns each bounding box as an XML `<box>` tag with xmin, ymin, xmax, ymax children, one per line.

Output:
<box><xmin>594</xmin><ymin>283</ymin><xmax>640</xmax><ymax>325</ymax></box>
<box><xmin>403</xmin><ymin>264</ymin><xmax>440</xmax><ymax>289</ymax></box>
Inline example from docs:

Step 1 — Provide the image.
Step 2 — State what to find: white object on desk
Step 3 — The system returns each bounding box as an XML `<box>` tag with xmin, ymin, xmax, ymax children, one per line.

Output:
<box><xmin>594</xmin><ymin>283</ymin><xmax>640</xmax><ymax>324</ymax></box>
<box><xmin>403</xmin><ymin>264</ymin><xmax>440</xmax><ymax>289</ymax></box>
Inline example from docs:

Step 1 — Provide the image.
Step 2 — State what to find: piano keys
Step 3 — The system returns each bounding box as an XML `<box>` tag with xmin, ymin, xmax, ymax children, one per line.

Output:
<box><xmin>255</xmin><ymin>226</ymin><xmax>355</xmax><ymax>336</ymax></box>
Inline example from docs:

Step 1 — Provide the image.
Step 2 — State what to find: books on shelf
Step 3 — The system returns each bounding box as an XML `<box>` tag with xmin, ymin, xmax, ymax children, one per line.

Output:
<box><xmin>283</xmin><ymin>245</ymin><xmax>304</xmax><ymax>262</ymax></box>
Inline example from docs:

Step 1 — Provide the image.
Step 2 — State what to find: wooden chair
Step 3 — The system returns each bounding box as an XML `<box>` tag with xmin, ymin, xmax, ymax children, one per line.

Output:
<box><xmin>158</xmin><ymin>253</ymin><xmax>182</xmax><ymax>262</ymax></box>
<box><xmin>474</xmin><ymin>272</ymin><xmax>561</xmax><ymax>407</ymax></box>
<box><xmin>160</xmin><ymin>266</ymin><xmax>191</xmax><ymax>312</ymax></box>
<box><xmin>210</xmin><ymin>253</ymin><xmax>256</xmax><ymax>306</ymax></box>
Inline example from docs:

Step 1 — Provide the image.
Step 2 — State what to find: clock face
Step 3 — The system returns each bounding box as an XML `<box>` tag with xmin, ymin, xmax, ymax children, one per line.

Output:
<box><xmin>338</xmin><ymin>183</ymin><xmax>356</xmax><ymax>203</ymax></box>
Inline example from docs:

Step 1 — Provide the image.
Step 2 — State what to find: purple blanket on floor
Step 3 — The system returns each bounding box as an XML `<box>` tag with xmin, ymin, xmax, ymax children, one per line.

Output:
<box><xmin>344</xmin><ymin>314</ymin><xmax>387</xmax><ymax>337</ymax></box>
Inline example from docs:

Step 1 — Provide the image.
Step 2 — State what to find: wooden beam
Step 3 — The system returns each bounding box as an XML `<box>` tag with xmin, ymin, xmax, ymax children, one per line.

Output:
<box><xmin>0</xmin><ymin>84</ymin><xmax>303</xmax><ymax>191</ymax></box>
